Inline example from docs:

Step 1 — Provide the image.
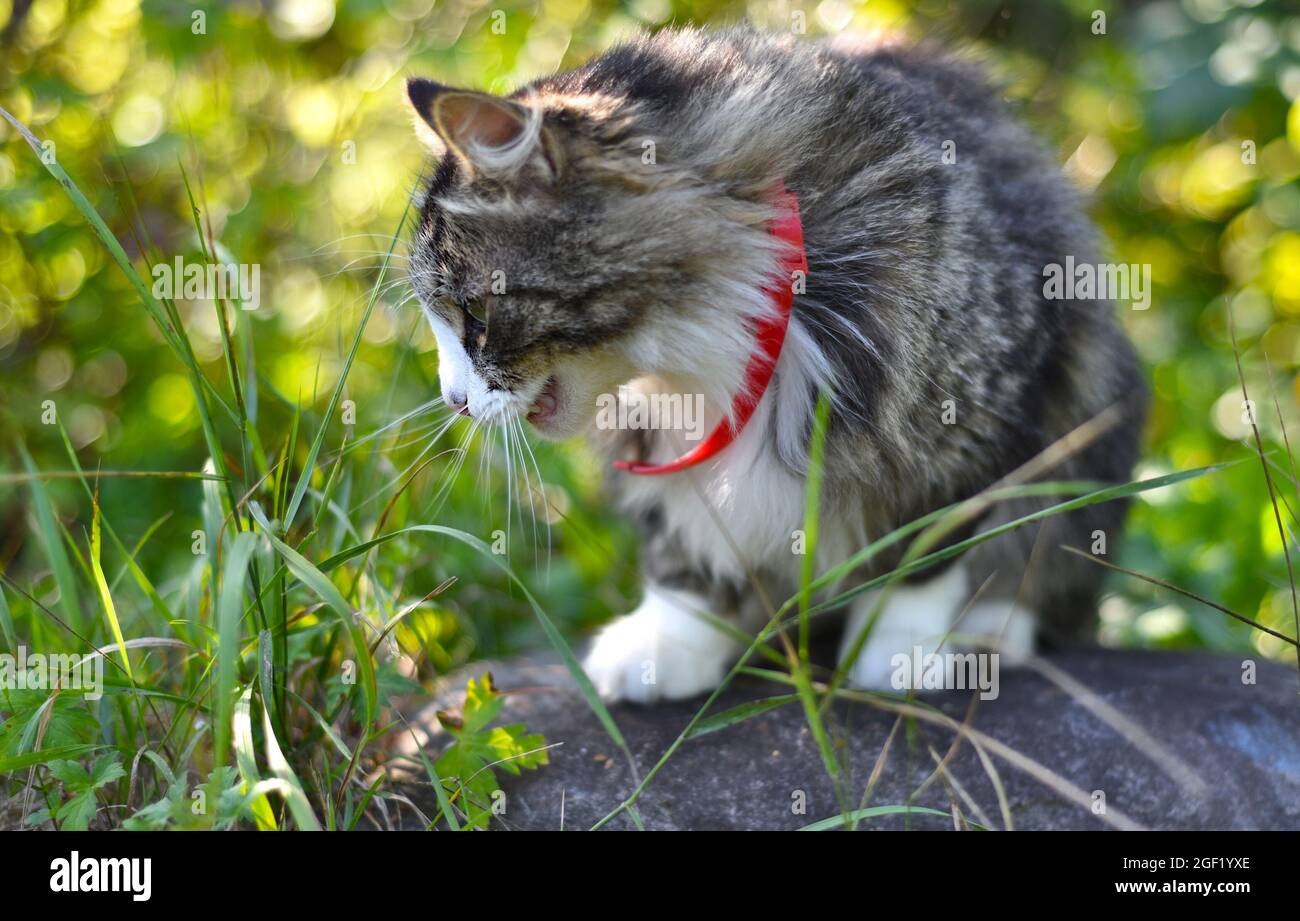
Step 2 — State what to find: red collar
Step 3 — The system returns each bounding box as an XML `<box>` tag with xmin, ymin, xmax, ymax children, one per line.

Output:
<box><xmin>614</xmin><ymin>184</ymin><xmax>806</xmax><ymax>475</ymax></box>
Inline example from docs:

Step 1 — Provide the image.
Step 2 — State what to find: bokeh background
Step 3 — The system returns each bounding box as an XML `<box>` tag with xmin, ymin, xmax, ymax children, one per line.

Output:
<box><xmin>3</xmin><ymin>0</ymin><xmax>1300</xmax><ymax>673</ymax></box>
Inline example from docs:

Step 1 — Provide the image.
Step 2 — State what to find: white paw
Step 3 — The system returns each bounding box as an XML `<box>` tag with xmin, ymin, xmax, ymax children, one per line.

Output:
<box><xmin>839</xmin><ymin>564</ymin><xmax>969</xmax><ymax>691</ymax></box>
<box><xmin>843</xmin><ymin>630</ymin><xmax>938</xmax><ymax>691</ymax></box>
<box><xmin>953</xmin><ymin>600</ymin><xmax>1036</xmax><ymax>662</ymax></box>
<box><xmin>583</xmin><ymin>586</ymin><xmax>738</xmax><ymax>703</ymax></box>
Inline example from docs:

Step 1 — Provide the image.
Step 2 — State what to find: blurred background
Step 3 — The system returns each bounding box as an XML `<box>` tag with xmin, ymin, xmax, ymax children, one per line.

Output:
<box><xmin>2</xmin><ymin>0</ymin><xmax>1299</xmax><ymax>672</ymax></box>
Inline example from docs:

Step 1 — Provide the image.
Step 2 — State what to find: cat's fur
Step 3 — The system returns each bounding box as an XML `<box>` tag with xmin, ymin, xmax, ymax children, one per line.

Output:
<box><xmin>405</xmin><ymin>28</ymin><xmax>1147</xmax><ymax>702</ymax></box>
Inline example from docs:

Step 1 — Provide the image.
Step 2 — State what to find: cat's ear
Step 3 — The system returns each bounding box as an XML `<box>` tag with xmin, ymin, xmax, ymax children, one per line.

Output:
<box><xmin>405</xmin><ymin>78</ymin><xmax>559</xmax><ymax>180</ymax></box>
<box><xmin>405</xmin><ymin>77</ymin><xmax>450</xmax><ymax>156</ymax></box>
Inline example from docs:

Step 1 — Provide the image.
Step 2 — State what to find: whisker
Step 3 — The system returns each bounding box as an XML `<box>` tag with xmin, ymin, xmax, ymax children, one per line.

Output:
<box><xmin>511</xmin><ymin>420</ymin><xmax>527</xmax><ymax>550</ymax></box>
<box><xmin>428</xmin><ymin>417</ymin><xmax>479</xmax><ymax>517</ymax></box>
<box><xmin>515</xmin><ymin>415</ymin><xmax>553</xmax><ymax>575</ymax></box>
<box><xmin>349</xmin><ymin>398</ymin><xmax>447</xmax><ymax>449</ymax></box>
<box><xmin>503</xmin><ymin>420</ymin><xmax>515</xmax><ymax>549</ymax></box>
<box><xmin>371</xmin><ymin>421</ymin><xmax>457</xmax><ymax>456</ymax></box>
<box><xmin>359</xmin><ymin>410</ymin><xmax>463</xmax><ymax>509</ymax></box>
<box><xmin>309</xmin><ymin>232</ymin><xmax>407</xmax><ymax>255</ymax></box>
<box><xmin>512</xmin><ymin>415</ymin><xmax>541</xmax><ymax>564</ymax></box>
<box><xmin>316</xmin><ymin>256</ymin><xmax>412</xmax><ymax>281</ymax></box>
<box><xmin>377</xmin><ymin>276</ymin><xmax>416</xmax><ymax>296</ymax></box>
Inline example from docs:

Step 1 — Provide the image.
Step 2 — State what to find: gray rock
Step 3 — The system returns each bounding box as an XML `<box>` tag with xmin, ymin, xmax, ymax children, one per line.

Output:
<box><xmin>393</xmin><ymin>650</ymin><xmax>1300</xmax><ymax>830</ymax></box>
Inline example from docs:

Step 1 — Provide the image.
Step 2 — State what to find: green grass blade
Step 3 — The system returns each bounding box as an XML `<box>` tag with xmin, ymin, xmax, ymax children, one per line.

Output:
<box><xmin>0</xmin><ymin>104</ymin><xmax>242</xmax><ymax>548</ymax></box>
<box><xmin>684</xmin><ymin>694</ymin><xmax>799</xmax><ymax>739</ymax></box>
<box><xmin>19</xmin><ymin>445</ymin><xmax>82</xmax><ymax>633</ymax></box>
<box><xmin>286</xmin><ymin>688</ymin><xmax>353</xmax><ymax>762</ymax></box>
<box><xmin>799</xmin><ymin>393</ymin><xmax>831</xmax><ymax>658</ymax></box>
<box><xmin>89</xmin><ymin>494</ymin><xmax>131</xmax><ymax>681</ymax></box>
<box><xmin>0</xmin><ymin>745</ymin><xmax>102</xmax><ymax>774</ymax></box>
<box><xmin>403</xmin><ymin>723</ymin><xmax>462</xmax><ymax>831</ymax></box>
<box><xmin>214</xmin><ymin>532</ymin><xmax>258</xmax><ymax>771</ymax></box>
<box><xmin>247</xmin><ymin>503</ymin><xmax>377</xmax><ymax>731</ymax></box>
<box><xmin>55</xmin><ymin>424</ymin><xmax>178</xmax><ymax>628</ymax></box>
<box><xmin>233</xmin><ymin>687</ymin><xmax>278</xmax><ymax>830</ymax></box>
<box><xmin>789</xmin><ymin>391</ymin><xmax>843</xmax><ymax>801</ymax></box>
<box><xmin>798</xmin><ymin>805</ymin><xmax>967</xmax><ymax>831</ymax></box>
<box><xmin>261</xmin><ymin>700</ymin><xmax>322</xmax><ymax>830</ymax></box>
<box><xmin>0</xmin><ymin>105</ymin><xmax>235</xmax><ymax>419</ymax></box>
<box><xmin>0</xmin><ymin>107</ymin><xmax>176</xmax><ymax>349</ymax></box>
<box><xmin>0</xmin><ymin>581</ymin><xmax>16</xmax><ymax>652</ymax></box>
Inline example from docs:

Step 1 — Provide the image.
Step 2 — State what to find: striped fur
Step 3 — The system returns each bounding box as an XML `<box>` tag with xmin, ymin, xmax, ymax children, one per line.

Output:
<box><xmin>406</xmin><ymin>27</ymin><xmax>1147</xmax><ymax>700</ymax></box>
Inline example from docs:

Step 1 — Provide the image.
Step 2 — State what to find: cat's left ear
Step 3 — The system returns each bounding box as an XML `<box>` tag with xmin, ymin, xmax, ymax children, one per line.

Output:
<box><xmin>406</xmin><ymin>77</ymin><xmax>560</xmax><ymax>181</ymax></box>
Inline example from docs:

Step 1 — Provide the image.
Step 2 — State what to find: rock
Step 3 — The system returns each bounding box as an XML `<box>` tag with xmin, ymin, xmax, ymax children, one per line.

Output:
<box><xmin>392</xmin><ymin>649</ymin><xmax>1300</xmax><ymax>830</ymax></box>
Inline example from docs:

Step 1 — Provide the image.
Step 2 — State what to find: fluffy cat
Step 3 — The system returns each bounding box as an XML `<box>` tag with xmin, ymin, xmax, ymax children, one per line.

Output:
<box><xmin>404</xmin><ymin>27</ymin><xmax>1146</xmax><ymax>702</ymax></box>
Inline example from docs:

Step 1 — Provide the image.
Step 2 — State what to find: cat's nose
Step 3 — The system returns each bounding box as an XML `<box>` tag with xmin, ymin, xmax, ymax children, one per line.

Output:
<box><xmin>445</xmin><ymin>388</ymin><xmax>470</xmax><ymax>416</ymax></box>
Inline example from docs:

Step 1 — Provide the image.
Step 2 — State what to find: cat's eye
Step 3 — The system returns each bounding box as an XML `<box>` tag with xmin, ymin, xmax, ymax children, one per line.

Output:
<box><xmin>462</xmin><ymin>299</ymin><xmax>488</xmax><ymax>328</ymax></box>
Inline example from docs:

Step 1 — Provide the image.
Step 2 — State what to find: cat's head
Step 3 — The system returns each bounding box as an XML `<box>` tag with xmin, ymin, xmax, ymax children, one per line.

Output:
<box><xmin>404</xmin><ymin>76</ymin><xmax>779</xmax><ymax>441</ymax></box>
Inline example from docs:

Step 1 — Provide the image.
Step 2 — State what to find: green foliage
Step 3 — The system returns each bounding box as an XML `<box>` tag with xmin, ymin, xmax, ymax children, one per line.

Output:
<box><xmin>28</xmin><ymin>753</ymin><xmax>124</xmax><ymax>830</ymax></box>
<box><xmin>125</xmin><ymin>765</ymin><xmax>253</xmax><ymax>831</ymax></box>
<box><xmin>432</xmin><ymin>673</ymin><xmax>549</xmax><ymax>830</ymax></box>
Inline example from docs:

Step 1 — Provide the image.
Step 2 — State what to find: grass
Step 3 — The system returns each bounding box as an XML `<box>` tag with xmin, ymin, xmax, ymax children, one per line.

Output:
<box><xmin>1</xmin><ymin>103</ymin><xmax>624</xmax><ymax>830</ymax></box>
<box><xmin>0</xmin><ymin>100</ymin><xmax>1292</xmax><ymax>832</ymax></box>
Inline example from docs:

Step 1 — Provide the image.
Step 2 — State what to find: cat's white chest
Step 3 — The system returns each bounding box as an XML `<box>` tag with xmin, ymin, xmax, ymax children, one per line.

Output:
<box><xmin>616</xmin><ymin>414</ymin><xmax>824</xmax><ymax>588</ymax></box>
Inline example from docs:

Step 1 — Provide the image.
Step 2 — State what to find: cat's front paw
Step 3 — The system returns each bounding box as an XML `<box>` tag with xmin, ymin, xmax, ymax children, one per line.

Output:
<box><xmin>582</xmin><ymin>587</ymin><xmax>738</xmax><ymax>704</ymax></box>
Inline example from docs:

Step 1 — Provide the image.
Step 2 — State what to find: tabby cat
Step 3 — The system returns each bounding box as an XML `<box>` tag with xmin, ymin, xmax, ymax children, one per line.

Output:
<box><xmin>404</xmin><ymin>27</ymin><xmax>1146</xmax><ymax>702</ymax></box>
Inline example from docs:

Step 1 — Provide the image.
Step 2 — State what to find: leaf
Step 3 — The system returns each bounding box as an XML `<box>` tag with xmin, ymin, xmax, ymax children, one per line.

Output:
<box><xmin>0</xmin><ymin>699</ymin><xmax>98</xmax><ymax>760</ymax></box>
<box><xmin>47</xmin><ymin>759</ymin><xmax>91</xmax><ymax>787</ymax></box>
<box><xmin>459</xmin><ymin>673</ymin><xmax>505</xmax><ymax>736</ymax></box>
<box><xmin>44</xmin><ymin>753</ymin><xmax>124</xmax><ymax>831</ymax></box>
<box><xmin>88</xmin><ymin>753</ymin><xmax>126</xmax><ymax>788</ymax></box>
<box><xmin>0</xmin><ymin>744</ymin><xmax>100</xmax><ymax>775</ymax></box>
<box><xmin>685</xmin><ymin>695</ymin><xmax>799</xmax><ymax>739</ymax></box>
<box><xmin>48</xmin><ymin>753</ymin><xmax>122</xmax><ymax>792</ymax></box>
<box><xmin>57</xmin><ymin>788</ymin><xmax>100</xmax><ymax>831</ymax></box>
<box><xmin>481</xmin><ymin>725</ymin><xmax>549</xmax><ymax>775</ymax></box>
<box><xmin>432</xmin><ymin>674</ymin><xmax>549</xmax><ymax>830</ymax></box>
<box><xmin>89</xmin><ymin>493</ymin><xmax>132</xmax><ymax>681</ymax></box>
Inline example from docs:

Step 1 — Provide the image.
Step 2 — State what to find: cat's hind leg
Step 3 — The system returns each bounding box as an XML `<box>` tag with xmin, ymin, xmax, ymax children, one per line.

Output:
<box><xmin>952</xmin><ymin>598</ymin><xmax>1036</xmax><ymax>663</ymax></box>
<box><xmin>840</xmin><ymin>564</ymin><xmax>1041</xmax><ymax>690</ymax></box>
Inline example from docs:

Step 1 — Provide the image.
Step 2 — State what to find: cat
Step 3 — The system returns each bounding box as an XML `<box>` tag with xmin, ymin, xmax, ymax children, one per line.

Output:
<box><xmin>403</xmin><ymin>27</ymin><xmax>1147</xmax><ymax>703</ymax></box>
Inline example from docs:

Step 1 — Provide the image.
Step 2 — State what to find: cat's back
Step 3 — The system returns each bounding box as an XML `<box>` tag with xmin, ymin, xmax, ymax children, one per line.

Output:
<box><xmin>528</xmin><ymin>28</ymin><xmax>1053</xmax><ymax>195</ymax></box>
<box><xmin>535</xmin><ymin>26</ymin><xmax>984</xmax><ymax>108</ymax></box>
